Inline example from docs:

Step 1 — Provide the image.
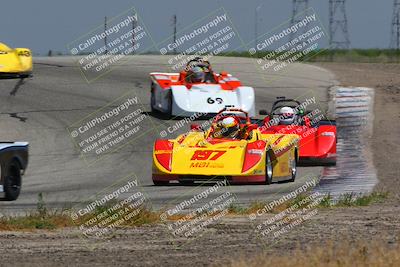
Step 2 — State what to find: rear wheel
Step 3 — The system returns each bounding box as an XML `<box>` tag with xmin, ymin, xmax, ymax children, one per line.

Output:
<box><xmin>264</xmin><ymin>152</ymin><xmax>273</xmax><ymax>185</ymax></box>
<box><xmin>4</xmin><ymin>160</ymin><xmax>22</xmax><ymax>201</ymax></box>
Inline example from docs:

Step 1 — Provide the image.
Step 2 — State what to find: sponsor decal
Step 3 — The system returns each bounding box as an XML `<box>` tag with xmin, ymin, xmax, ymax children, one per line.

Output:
<box><xmin>189</xmin><ymin>162</ymin><xmax>224</xmax><ymax>168</ymax></box>
<box><xmin>190</xmin><ymin>150</ymin><xmax>226</xmax><ymax>161</ymax></box>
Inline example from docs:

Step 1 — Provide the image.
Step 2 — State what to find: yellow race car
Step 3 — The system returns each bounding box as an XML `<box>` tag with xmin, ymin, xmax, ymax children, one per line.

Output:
<box><xmin>0</xmin><ymin>42</ymin><xmax>32</xmax><ymax>78</ymax></box>
<box><xmin>152</xmin><ymin>107</ymin><xmax>299</xmax><ymax>185</ymax></box>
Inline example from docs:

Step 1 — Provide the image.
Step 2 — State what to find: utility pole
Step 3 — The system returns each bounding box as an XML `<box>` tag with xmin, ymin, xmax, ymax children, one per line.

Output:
<box><xmin>329</xmin><ymin>0</ymin><xmax>350</xmax><ymax>49</ymax></box>
<box><xmin>104</xmin><ymin>16</ymin><xmax>108</xmax><ymax>54</ymax></box>
<box><xmin>289</xmin><ymin>0</ymin><xmax>309</xmax><ymax>43</ymax></box>
<box><xmin>390</xmin><ymin>0</ymin><xmax>400</xmax><ymax>49</ymax></box>
<box><xmin>255</xmin><ymin>4</ymin><xmax>263</xmax><ymax>50</ymax></box>
<box><xmin>132</xmin><ymin>12</ymin><xmax>137</xmax><ymax>55</ymax></box>
<box><xmin>172</xmin><ymin>15</ymin><xmax>177</xmax><ymax>54</ymax></box>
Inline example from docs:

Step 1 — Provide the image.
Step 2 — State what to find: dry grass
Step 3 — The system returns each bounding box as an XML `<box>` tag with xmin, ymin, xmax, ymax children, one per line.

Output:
<box><xmin>0</xmin><ymin>191</ymin><xmax>388</xmax><ymax>231</ymax></box>
<box><xmin>0</xmin><ymin>193</ymin><xmax>163</xmax><ymax>230</ymax></box>
<box><xmin>225</xmin><ymin>241</ymin><xmax>400</xmax><ymax>267</ymax></box>
<box><xmin>227</xmin><ymin>191</ymin><xmax>388</xmax><ymax>215</ymax></box>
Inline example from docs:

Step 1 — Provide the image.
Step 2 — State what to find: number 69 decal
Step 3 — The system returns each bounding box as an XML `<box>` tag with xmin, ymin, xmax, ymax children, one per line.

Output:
<box><xmin>18</xmin><ymin>51</ymin><xmax>31</xmax><ymax>57</ymax></box>
<box><xmin>207</xmin><ymin>97</ymin><xmax>223</xmax><ymax>104</ymax></box>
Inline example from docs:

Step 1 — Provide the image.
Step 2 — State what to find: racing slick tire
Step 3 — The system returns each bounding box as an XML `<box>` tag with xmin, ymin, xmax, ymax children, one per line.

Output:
<box><xmin>288</xmin><ymin>150</ymin><xmax>297</xmax><ymax>182</ymax></box>
<box><xmin>165</xmin><ymin>90</ymin><xmax>173</xmax><ymax>119</ymax></box>
<box><xmin>264</xmin><ymin>151</ymin><xmax>274</xmax><ymax>185</ymax></box>
<box><xmin>178</xmin><ymin>180</ymin><xmax>194</xmax><ymax>186</ymax></box>
<box><xmin>325</xmin><ymin>158</ymin><xmax>337</xmax><ymax>166</ymax></box>
<box><xmin>153</xmin><ymin>180</ymin><xmax>169</xmax><ymax>186</ymax></box>
<box><xmin>150</xmin><ymin>87</ymin><xmax>156</xmax><ymax>113</ymax></box>
<box><xmin>4</xmin><ymin>159</ymin><xmax>22</xmax><ymax>201</ymax></box>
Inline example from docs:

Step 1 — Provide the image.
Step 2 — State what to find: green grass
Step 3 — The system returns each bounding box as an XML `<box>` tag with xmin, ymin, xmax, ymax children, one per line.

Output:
<box><xmin>335</xmin><ymin>192</ymin><xmax>388</xmax><ymax>207</ymax></box>
<box><xmin>0</xmin><ymin>193</ymin><xmax>161</xmax><ymax>231</ymax></box>
<box><xmin>0</xmin><ymin>191</ymin><xmax>389</xmax><ymax>231</ymax></box>
<box><xmin>66</xmin><ymin>49</ymin><xmax>400</xmax><ymax>63</ymax></box>
<box><xmin>227</xmin><ymin>191</ymin><xmax>389</xmax><ymax>215</ymax></box>
<box><xmin>216</xmin><ymin>49</ymin><xmax>400</xmax><ymax>63</ymax></box>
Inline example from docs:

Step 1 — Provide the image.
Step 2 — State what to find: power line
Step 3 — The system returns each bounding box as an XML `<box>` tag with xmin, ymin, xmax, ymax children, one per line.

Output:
<box><xmin>132</xmin><ymin>12</ymin><xmax>137</xmax><ymax>54</ymax></box>
<box><xmin>104</xmin><ymin>16</ymin><xmax>108</xmax><ymax>54</ymax></box>
<box><xmin>289</xmin><ymin>0</ymin><xmax>310</xmax><ymax>43</ymax></box>
<box><xmin>172</xmin><ymin>15</ymin><xmax>177</xmax><ymax>54</ymax></box>
<box><xmin>329</xmin><ymin>0</ymin><xmax>350</xmax><ymax>49</ymax></box>
<box><xmin>390</xmin><ymin>0</ymin><xmax>400</xmax><ymax>49</ymax></box>
<box><xmin>255</xmin><ymin>4</ymin><xmax>263</xmax><ymax>50</ymax></box>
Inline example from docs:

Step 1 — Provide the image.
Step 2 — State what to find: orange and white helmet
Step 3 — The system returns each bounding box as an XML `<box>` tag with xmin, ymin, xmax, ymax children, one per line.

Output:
<box><xmin>189</xmin><ymin>66</ymin><xmax>205</xmax><ymax>83</ymax></box>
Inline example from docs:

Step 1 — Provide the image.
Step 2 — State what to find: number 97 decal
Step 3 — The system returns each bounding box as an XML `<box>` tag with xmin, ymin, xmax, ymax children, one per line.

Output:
<box><xmin>207</xmin><ymin>97</ymin><xmax>223</xmax><ymax>104</ymax></box>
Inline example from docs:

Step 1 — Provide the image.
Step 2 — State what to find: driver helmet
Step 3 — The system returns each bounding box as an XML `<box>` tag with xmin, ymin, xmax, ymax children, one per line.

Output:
<box><xmin>278</xmin><ymin>106</ymin><xmax>296</xmax><ymax>125</ymax></box>
<box><xmin>215</xmin><ymin>117</ymin><xmax>240</xmax><ymax>139</ymax></box>
<box><xmin>189</xmin><ymin>66</ymin><xmax>205</xmax><ymax>83</ymax></box>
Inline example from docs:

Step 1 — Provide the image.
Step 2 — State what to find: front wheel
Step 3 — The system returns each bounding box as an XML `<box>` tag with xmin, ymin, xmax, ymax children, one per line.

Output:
<box><xmin>264</xmin><ymin>151</ymin><xmax>273</xmax><ymax>185</ymax></box>
<box><xmin>178</xmin><ymin>180</ymin><xmax>194</xmax><ymax>186</ymax></box>
<box><xmin>165</xmin><ymin>91</ymin><xmax>173</xmax><ymax>119</ymax></box>
<box><xmin>150</xmin><ymin>89</ymin><xmax>156</xmax><ymax>113</ymax></box>
<box><xmin>153</xmin><ymin>180</ymin><xmax>169</xmax><ymax>186</ymax></box>
<box><xmin>4</xmin><ymin>160</ymin><xmax>22</xmax><ymax>201</ymax></box>
<box><xmin>288</xmin><ymin>150</ymin><xmax>297</xmax><ymax>182</ymax></box>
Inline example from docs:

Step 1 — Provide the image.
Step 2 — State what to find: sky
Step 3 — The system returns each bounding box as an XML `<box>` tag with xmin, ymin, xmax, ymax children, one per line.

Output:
<box><xmin>0</xmin><ymin>0</ymin><xmax>393</xmax><ymax>55</ymax></box>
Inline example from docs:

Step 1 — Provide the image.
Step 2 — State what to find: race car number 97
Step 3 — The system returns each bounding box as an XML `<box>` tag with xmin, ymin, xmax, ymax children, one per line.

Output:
<box><xmin>207</xmin><ymin>97</ymin><xmax>223</xmax><ymax>104</ymax></box>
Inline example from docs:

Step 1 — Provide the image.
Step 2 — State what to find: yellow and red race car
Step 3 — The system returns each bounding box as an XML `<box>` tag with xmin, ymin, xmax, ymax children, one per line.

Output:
<box><xmin>152</xmin><ymin>107</ymin><xmax>299</xmax><ymax>185</ymax></box>
<box><xmin>0</xmin><ymin>42</ymin><xmax>32</xmax><ymax>78</ymax></box>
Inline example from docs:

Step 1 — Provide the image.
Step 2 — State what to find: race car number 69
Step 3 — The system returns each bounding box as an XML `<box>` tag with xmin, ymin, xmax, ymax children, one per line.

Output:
<box><xmin>207</xmin><ymin>97</ymin><xmax>223</xmax><ymax>104</ymax></box>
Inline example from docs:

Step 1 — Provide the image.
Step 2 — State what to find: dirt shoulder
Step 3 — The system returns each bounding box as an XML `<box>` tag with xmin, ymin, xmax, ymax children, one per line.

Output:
<box><xmin>316</xmin><ymin>62</ymin><xmax>400</xmax><ymax>201</ymax></box>
<box><xmin>0</xmin><ymin>63</ymin><xmax>399</xmax><ymax>267</ymax></box>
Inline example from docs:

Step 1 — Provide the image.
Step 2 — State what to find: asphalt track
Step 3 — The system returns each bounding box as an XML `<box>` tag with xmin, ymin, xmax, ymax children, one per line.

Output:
<box><xmin>0</xmin><ymin>56</ymin><xmax>337</xmax><ymax>214</ymax></box>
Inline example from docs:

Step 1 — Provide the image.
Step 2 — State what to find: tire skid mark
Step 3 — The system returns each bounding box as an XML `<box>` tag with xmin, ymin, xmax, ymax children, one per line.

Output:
<box><xmin>315</xmin><ymin>87</ymin><xmax>378</xmax><ymax>197</ymax></box>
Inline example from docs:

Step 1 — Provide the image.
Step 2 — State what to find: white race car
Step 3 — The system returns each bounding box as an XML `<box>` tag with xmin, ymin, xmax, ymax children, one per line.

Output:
<box><xmin>150</xmin><ymin>58</ymin><xmax>255</xmax><ymax>118</ymax></box>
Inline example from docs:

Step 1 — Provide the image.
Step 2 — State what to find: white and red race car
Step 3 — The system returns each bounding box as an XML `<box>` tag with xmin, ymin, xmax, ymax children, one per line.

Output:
<box><xmin>150</xmin><ymin>58</ymin><xmax>255</xmax><ymax>118</ymax></box>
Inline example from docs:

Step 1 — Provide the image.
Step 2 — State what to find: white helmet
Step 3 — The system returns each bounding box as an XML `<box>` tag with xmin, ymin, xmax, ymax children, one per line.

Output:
<box><xmin>278</xmin><ymin>106</ymin><xmax>295</xmax><ymax>125</ymax></box>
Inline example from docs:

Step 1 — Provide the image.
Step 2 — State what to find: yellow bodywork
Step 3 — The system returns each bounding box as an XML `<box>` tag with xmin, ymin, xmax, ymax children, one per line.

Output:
<box><xmin>0</xmin><ymin>42</ymin><xmax>32</xmax><ymax>77</ymax></box>
<box><xmin>153</xmin><ymin>128</ymin><xmax>299</xmax><ymax>180</ymax></box>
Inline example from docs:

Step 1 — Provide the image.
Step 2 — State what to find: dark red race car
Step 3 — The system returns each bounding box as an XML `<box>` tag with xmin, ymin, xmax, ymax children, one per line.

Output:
<box><xmin>258</xmin><ymin>97</ymin><xmax>336</xmax><ymax>165</ymax></box>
